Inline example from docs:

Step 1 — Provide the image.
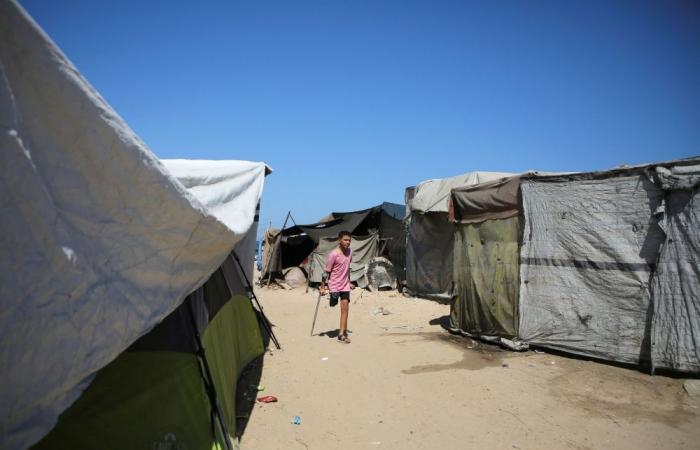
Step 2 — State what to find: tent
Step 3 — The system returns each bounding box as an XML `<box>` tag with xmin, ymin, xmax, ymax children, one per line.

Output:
<box><xmin>405</xmin><ymin>171</ymin><xmax>513</xmax><ymax>301</ymax></box>
<box><xmin>262</xmin><ymin>202</ymin><xmax>405</xmax><ymax>288</ymax></box>
<box><xmin>0</xmin><ymin>2</ymin><xmax>270</xmax><ymax>449</ymax></box>
<box><xmin>449</xmin><ymin>175</ymin><xmax>525</xmax><ymax>348</ymax></box>
<box><xmin>448</xmin><ymin>159</ymin><xmax>700</xmax><ymax>373</ymax></box>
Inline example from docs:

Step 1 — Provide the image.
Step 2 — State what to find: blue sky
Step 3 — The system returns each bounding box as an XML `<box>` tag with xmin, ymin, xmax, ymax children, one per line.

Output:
<box><xmin>21</xmin><ymin>0</ymin><xmax>700</xmax><ymax>233</ymax></box>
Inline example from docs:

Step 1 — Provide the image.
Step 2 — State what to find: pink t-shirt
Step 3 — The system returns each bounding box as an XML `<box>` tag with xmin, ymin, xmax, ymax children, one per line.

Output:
<box><xmin>325</xmin><ymin>247</ymin><xmax>352</xmax><ymax>292</ymax></box>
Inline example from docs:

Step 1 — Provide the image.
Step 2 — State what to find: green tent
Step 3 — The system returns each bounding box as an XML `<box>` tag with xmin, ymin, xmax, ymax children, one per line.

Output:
<box><xmin>449</xmin><ymin>176</ymin><xmax>524</xmax><ymax>347</ymax></box>
<box><xmin>1</xmin><ymin>2</ymin><xmax>270</xmax><ymax>449</ymax></box>
<box><xmin>32</xmin><ymin>260</ymin><xmax>264</xmax><ymax>450</ymax></box>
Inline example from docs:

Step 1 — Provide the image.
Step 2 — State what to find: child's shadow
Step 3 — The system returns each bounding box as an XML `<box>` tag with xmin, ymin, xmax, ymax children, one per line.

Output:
<box><xmin>317</xmin><ymin>329</ymin><xmax>352</xmax><ymax>338</ymax></box>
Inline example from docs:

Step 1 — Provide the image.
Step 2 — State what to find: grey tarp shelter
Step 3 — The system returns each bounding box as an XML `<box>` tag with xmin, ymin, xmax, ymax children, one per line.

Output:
<box><xmin>262</xmin><ymin>203</ymin><xmax>405</xmax><ymax>287</ymax></box>
<box><xmin>0</xmin><ymin>3</ymin><xmax>270</xmax><ymax>449</ymax></box>
<box><xmin>448</xmin><ymin>158</ymin><xmax>700</xmax><ymax>373</ymax></box>
<box><xmin>405</xmin><ymin>171</ymin><xmax>513</xmax><ymax>301</ymax></box>
<box><xmin>519</xmin><ymin>159</ymin><xmax>700</xmax><ymax>372</ymax></box>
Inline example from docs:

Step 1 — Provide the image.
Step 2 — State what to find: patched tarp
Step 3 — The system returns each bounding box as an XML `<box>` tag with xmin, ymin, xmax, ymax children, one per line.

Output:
<box><xmin>409</xmin><ymin>171</ymin><xmax>513</xmax><ymax>214</ymax></box>
<box><xmin>451</xmin><ymin>217</ymin><xmax>521</xmax><ymax>339</ymax></box>
<box><xmin>518</xmin><ymin>174</ymin><xmax>665</xmax><ymax>364</ymax></box>
<box><xmin>651</xmin><ymin>165</ymin><xmax>700</xmax><ymax>373</ymax></box>
<box><xmin>450</xmin><ymin>176</ymin><xmax>521</xmax><ymax>224</ymax></box>
<box><xmin>405</xmin><ymin>171</ymin><xmax>513</xmax><ymax>301</ymax></box>
<box><xmin>304</xmin><ymin>233</ymin><xmax>379</xmax><ymax>288</ymax></box>
<box><xmin>0</xmin><ymin>3</ymin><xmax>266</xmax><ymax>449</ymax></box>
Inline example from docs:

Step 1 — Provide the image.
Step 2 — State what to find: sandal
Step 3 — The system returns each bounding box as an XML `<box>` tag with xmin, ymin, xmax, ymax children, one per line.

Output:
<box><xmin>338</xmin><ymin>333</ymin><xmax>351</xmax><ymax>344</ymax></box>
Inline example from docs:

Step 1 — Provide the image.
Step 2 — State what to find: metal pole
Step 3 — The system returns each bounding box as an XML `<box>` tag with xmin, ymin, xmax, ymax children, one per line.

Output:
<box><xmin>310</xmin><ymin>290</ymin><xmax>323</xmax><ymax>336</ymax></box>
<box><xmin>185</xmin><ymin>295</ymin><xmax>234</xmax><ymax>450</ymax></box>
<box><xmin>264</xmin><ymin>211</ymin><xmax>292</xmax><ymax>286</ymax></box>
<box><xmin>232</xmin><ymin>252</ymin><xmax>282</xmax><ymax>350</ymax></box>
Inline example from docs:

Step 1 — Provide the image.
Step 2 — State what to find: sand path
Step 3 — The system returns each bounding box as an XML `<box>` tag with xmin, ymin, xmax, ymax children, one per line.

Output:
<box><xmin>240</xmin><ymin>287</ymin><xmax>700</xmax><ymax>450</ymax></box>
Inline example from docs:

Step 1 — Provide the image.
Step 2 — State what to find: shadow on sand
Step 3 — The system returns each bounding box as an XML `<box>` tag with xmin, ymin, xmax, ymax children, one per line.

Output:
<box><xmin>234</xmin><ymin>318</ymin><xmax>273</xmax><ymax>440</ymax></box>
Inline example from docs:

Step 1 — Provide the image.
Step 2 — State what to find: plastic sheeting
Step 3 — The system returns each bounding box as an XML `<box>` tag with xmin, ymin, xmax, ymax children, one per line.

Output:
<box><xmin>408</xmin><ymin>171</ymin><xmax>512</xmax><ymax>214</ymax></box>
<box><xmin>405</xmin><ymin>213</ymin><xmax>455</xmax><ymax>301</ymax></box>
<box><xmin>161</xmin><ymin>159</ymin><xmax>268</xmax><ymax>283</ymax></box>
<box><xmin>651</xmin><ymin>165</ymin><xmax>700</xmax><ymax>373</ymax></box>
<box><xmin>451</xmin><ymin>217</ymin><xmax>521</xmax><ymax>339</ymax></box>
<box><xmin>160</xmin><ymin>159</ymin><xmax>269</xmax><ymax>237</ymax></box>
<box><xmin>450</xmin><ymin>176</ymin><xmax>522</xmax><ymax>224</ymax></box>
<box><xmin>0</xmin><ymin>3</ymin><xmax>266</xmax><ymax>449</ymax></box>
<box><xmin>518</xmin><ymin>174</ymin><xmax>665</xmax><ymax>364</ymax></box>
<box><xmin>405</xmin><ymin>172</ymin><xmax>513</xmax><ymax>301</ymax></box>
<box><xmin>304</xmin><ymin>234</ymin><xmax>379</xmax><ymax>288</ymax></box>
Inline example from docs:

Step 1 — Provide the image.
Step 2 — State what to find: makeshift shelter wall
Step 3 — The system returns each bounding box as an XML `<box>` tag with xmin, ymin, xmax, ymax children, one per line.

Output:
<box><xmin>518</xmin><ymin>174</ymin><xmax>665</xmax><ymax>364</ymax></box>
<box><xmin>305</xmin><ymin>234</ymin><xmax>379</xmax><ymax>288</ymax></box>
<box><xmin>0</xmin><ymin>3</ymin><xmax>264</xmax><ymax>449</ymax></box>
<box><xmin>451</xmin><ymin>217</ymin><xmax>520</xmax><ymax>339</ymax></box>
<box><xmin>651</xmin><ymin>165</ymin><xmax>700</xmax><ymax>373</ymax></box>
<box><xmin>261</xmin><ymin>229</ymin><xmax>281</xmax><ymax>276</ymax></box>
<box><xmin>380</xmin><ymin>212</ymin><xmax>406</xmax><ymax>281</ymax></box>
<box><xmin>406</xmin><ymin>172</ymin><xmax>513</xmax><ymax>301</ymax></box>
<box><xmin>405</xmin><ymin>213</ymin><xmax>454</xmax><ymax>301</ymax></box>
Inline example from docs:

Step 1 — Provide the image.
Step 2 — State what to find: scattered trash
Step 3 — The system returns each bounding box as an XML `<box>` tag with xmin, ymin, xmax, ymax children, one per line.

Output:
<box><xmin>290</xmin><ymin>415</ymin><xmax>302</xmax><ymax>425</ymax></box>
<box><xmin>321</xmin><ymin>357</ymin><xmax>329</xmax><ymax>361</ymax></box>
<box><xmin>257</xmin><ymin>395</ymin><xmax>278</xmax><ymax>403</ymax></box>
<box><xmin>373</xmin><ymin>307</ymin><xmax>392</xmax><ymax>316</ymax></box>
<box><xmin>550</xmin><ymin>361</ymin><xmax>556</xmax><ymax>365</ymax></box>
<box><xmin>512</xmin><ymin>444</ymin><xmax>521</xmax><ymax>449</ymax></box>
<box><xmin>257</xmin><ymin>384</ymin><xmax>265</xmax><ymax>391</ymax></box>
<box><xmin>501</xmin><ymin>363</ymin><xmax>509</xmax><ymax>368</ymax></box>
<box><xmin>534</xmin><ymin>350</ymin><xmax>544</xmax><ymax>354</ymax></box>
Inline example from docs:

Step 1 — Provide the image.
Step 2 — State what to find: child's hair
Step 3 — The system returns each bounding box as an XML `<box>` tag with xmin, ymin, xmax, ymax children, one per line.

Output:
<box><xmin>338</xmin><ymin>230</ymin><xmax>351</xmax><ymax>239</ymax></box>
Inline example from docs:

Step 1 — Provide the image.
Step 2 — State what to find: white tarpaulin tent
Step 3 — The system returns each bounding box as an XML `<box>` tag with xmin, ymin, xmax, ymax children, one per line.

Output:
<box><xmin>0</xmin><ymin>2</ymin><xmax>268</xmax><ymax>449</ymax></box>
<box><xmin>161</xmin><ymin>159</ymin><xmax>271</xmax><ymax>282</ymax></box>
<box><xmin>405</xmin><ymin>171</ymin><xmax>512</xmax><ymax>300</ymax></box>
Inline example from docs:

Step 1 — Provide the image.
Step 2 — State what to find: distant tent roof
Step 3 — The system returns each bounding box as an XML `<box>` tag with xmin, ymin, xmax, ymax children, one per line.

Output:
<box><xmin>282</xmin><ymin>202</ymin><xmax>405</xmax><ymax>242</ymax></box>
<box><xmin>0</xmin><ymin>3</ymin><xmax>267</xmax><ymax>449</ymax></box>
<box><xmin>408</xmin><ymin>171</ymin><xmax>513</xmax><ymax>214</ymax></box>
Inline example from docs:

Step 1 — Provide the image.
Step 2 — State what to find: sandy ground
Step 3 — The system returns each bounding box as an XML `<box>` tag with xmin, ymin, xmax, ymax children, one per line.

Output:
<box><xmin>238</xmin><ymin>286</ymin><xmax>700</xmax><ymax>450</ymax></box>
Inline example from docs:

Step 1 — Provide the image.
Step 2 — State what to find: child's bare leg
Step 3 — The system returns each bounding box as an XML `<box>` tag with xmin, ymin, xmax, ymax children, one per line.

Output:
<box><xmin>339</xmin><ymin>299</ymin><xmax>350</xmax><ymax>339</ymax></box>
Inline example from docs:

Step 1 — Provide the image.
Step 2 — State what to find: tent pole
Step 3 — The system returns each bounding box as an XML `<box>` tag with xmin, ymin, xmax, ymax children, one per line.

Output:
<box><xmin>185</xmin><ymin>294</ymin><xmax>235</xmax><ymax>450</ymax></box>
<box><xmin>232</xmin><ymin>252</ymin><xmax>282</xmax><ymax>350</ymax></box>
<box><xmin>264</xmin><ymin>210</ymin><xmax>292</xmax><ymax>286</ymax></box>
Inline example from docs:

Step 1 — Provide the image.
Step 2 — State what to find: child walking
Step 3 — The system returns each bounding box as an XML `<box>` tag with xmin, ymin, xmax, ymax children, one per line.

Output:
<box><xmin>319</xmin><ymin>230</ymin><xmax>354</xmax><ymax>343</ymax></box>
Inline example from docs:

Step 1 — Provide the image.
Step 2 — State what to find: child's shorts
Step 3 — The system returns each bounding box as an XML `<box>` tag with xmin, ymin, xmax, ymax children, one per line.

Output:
<box><xmin>329</xmin><ymin>291</ymin><xmax>350</xmax><ymax>307</ymax></box>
